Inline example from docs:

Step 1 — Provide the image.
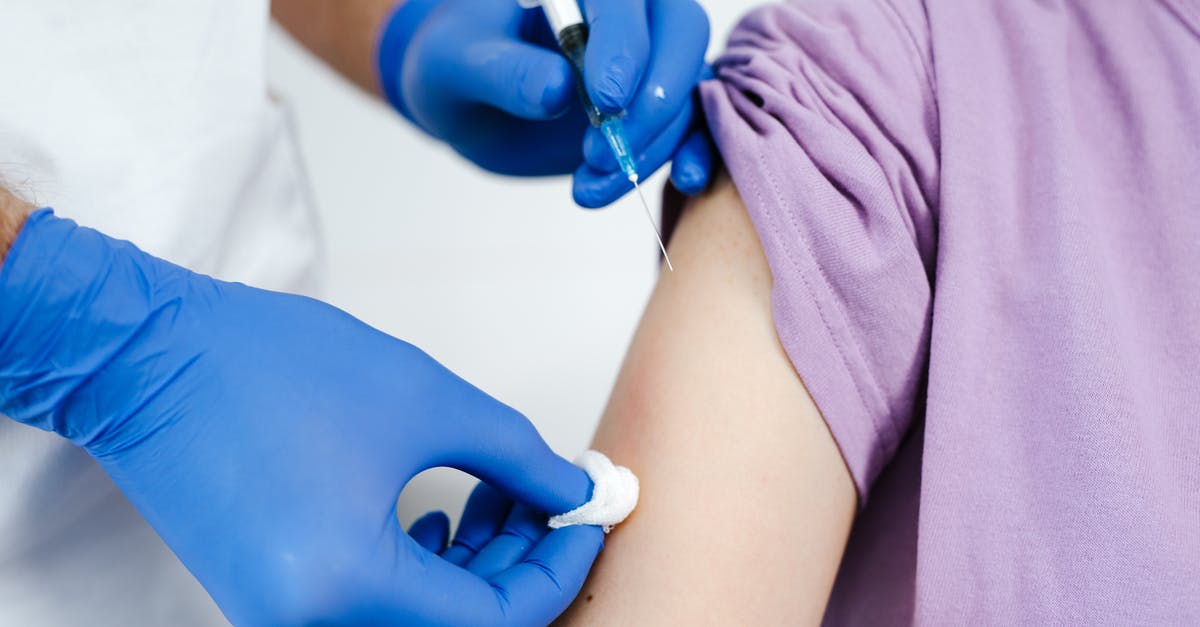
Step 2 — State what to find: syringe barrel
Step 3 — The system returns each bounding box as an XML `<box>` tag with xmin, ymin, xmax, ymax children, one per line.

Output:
<box><xmin>556</xmin><ymin>23</ymin><xmax>604</xmax><ymax>127</ymax></box>
<box><xmin>539</xmin><ymin>0</ymin><xmax>585</xmax><ymax>36</ymax></box>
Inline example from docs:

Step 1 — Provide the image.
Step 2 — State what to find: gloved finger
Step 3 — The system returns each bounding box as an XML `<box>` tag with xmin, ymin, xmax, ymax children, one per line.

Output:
<box><xmin>398</xmin><ymin>347</ymin><xmax>592</xmax><ymax>515</ymax></box>
<box><xmin>572</xmin><ymin>164</ymin><xmax>633</xmax><ymax>209</ymax></box>
<box><xmin>374</xmin><ymin>523</ymin><xmax>602</xmax><ymax>625</ymax></box>
<box><xmin>580</xmin><ymin>0</ymin><xmax>650</xmax><ymax>113</ymax></box>
<box><xmin>434</xmin><ymin>395</ymin><xmax>594</xmax><ymax>517</ymax></box>
<box><xmin>442</xmin><ymin>482</ymin><xmax>514</xmax><ymax>566</ymax></box>
<box><xmin>517</xmin><ymin>5</ymin><xmax>561</xmax><ymax>50</ymax></box>
<box><xmin>407</xmin><ymin>510</ymin><xmax>451</xmax><ymax>553</ymax></box>
<box><xmin>464</xmin><ymin>504</ymin><xmax>550</xmax><ymax>579</ymax></box>
<box><xmin>487</xmin><ymin>525</ymin><xmax>606</xmax><ymax>625</ymax></box>
<box><xmin>582</xmin><ymin>0</ymin><xmax>709</xmax><ymax>172</ymax></box>
<box><xmin>452</xmin><ymin>38</ymin><xmax>576</xmax><ymax>120</ymax></box>
<box><xmin>573</xmin><ymin>100</ymin><xmax>696</xmax><ymax>207</ymax></box>
<box><xmin>668</xmin><ymin>126</ymin><xmax>716</xmax><ymax>195</ymax></box>
<box><xmin>448</xmin><ymin>104</ymin><xmax>589</xmax><ymax>177</ymax></box>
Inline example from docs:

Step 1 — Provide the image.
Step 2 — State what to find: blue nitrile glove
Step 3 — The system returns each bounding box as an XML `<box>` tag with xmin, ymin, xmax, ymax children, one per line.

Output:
<box><xmin>408</xmin><ymin>482</ymin><xmax>572</xmax><ymax>578</ymax></box>
<box><xmin>0</xmin><ymin>209</ymin><xmax>603</xmax><ymax>626</ymax></box>
<box><xmin>377</xmin><ymin>0</ymin><xmax>713</xmax><ymax>206</ymax></box>
<box><xmin>574</xmin><ymin>63</ymin><xmax>716</xmax><ymax>208</ymax></box>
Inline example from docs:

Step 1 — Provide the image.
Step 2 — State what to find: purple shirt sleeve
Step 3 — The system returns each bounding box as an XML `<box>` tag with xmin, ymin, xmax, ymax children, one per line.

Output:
<box><xmin>701</xmin><ymin>0</ymin><xmax>940</xmax><ymax>500</ymax></box>
<box><xmin>701</xmin><ymin>0</ymin><xmax>1200</xmax><ymax>622</ymax></box>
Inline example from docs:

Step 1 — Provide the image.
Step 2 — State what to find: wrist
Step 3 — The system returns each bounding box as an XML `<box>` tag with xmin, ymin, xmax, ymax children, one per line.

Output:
<box><xmin>0</xmin><ymin>210</ymin><xmax>186</xmax><ymax>447</ymax></box>
<box><xmin>375</xmin><ymin>0</ymin><xmax>442</xmax><ymax>123</ymax></box>
<box><xmin>0</xmin><ymin>188</ymin><xmax>33</xmax><ymax>264</ymax></box>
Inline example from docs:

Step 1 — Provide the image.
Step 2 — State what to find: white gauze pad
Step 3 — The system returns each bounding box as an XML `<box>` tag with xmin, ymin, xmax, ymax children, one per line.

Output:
<box><xmin>547</xmin><ymin>450</ymin><xmax>639</xmax><ymax>533</ymax></box>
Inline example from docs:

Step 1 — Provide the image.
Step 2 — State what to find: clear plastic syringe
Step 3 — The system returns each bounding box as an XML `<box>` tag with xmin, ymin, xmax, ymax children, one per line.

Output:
<box><xmin>534</xmin><ymin>0</ymin><xmax>674</xmax><ymax>270</ymax></box>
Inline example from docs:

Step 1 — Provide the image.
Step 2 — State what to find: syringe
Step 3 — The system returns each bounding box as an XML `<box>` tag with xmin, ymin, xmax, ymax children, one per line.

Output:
<box><xmin>534</xmin><ymin>0</ymin><xmax>674</xmax><ymax>271</ymax></box>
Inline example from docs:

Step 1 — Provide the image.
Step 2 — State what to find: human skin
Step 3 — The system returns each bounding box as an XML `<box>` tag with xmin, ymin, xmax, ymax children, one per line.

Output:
<box><xmin>556</xmin><ymin>174</ymin><xmax>858</xmax><ymax>625</ymax></box>
<box><xmin>0</xmin><ymin>187</ymin><xmax>31</xmax><ymax>261</ymax></box>
<box><xmin>271</xmin><ymin>0</ymin><xmax>398</xmax><ymax>96</ymax></box>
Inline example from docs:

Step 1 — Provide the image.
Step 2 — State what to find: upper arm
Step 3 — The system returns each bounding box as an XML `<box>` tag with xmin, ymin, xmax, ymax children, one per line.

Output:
<box><xmin>556</xmin><ymin>175</ymin><xmax>856</xmax><ymax>625</ymax></box>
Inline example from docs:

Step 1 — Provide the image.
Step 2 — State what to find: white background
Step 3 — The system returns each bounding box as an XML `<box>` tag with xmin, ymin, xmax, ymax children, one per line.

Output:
<box><xmin>265</xmin><ymin>1</ymin><xmax>750</xmax><ymax>526</ymax></box>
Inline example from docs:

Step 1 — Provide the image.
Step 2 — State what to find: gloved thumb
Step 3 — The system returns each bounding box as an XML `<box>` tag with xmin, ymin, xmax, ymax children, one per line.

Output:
<box><xmin>457</xmin><ymin>39</ymin><xmax>576</xmax><ymax>120</ymax></box>
<box><xmin>437</xmin><ymin>401</ymin><xmax>593</xmax><ymax>518</ymax></box>
<box><xmin>581</xmin><ymin>0</ymin><xmax>650</xmax><ymax>113</ymax></box>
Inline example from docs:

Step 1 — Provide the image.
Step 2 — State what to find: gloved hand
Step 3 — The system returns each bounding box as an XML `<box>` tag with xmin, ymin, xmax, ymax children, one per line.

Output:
<box><xmin>0</xmin><ymin>209</ymin><xmax>603</xmax><ymax>626</ymax></box>
<box><xmin>407</xmin><ymin>482</ymin><xmax>573</xmax><ymax>581</ymax></box>
<box><xmin>377</xmin><ymin>0</ymin><xmax>713</xmax><ymax>207</ymax></box>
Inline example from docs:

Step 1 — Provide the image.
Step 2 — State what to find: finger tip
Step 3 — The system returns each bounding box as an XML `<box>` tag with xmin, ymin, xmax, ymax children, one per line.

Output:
<box><xmin>572</xmin><ymin>180</ymin><xmax>619</xmax><ymax>209</ymax></box>
<box><xmin>411</xmin><ymin>509</ymin><xmax>451</xmax><ymax>532</ymax></box>
<box><xmin>516</xmin><ymin>57</ymin><xmax>574</xmax><ymax>119</ymax></box>
<box><xmin>572</xmin><ymin>185</ymin><xmax>606</xmax><ymax>210</ymax></box>
<box><xmin>409</xmin><ymin>510</ymin><xmax>451</xmax><ymax>552</ymax></box>
<box><xmin>540</xmin><ymin>63</ymin><xmax>575</xmax><ymax>118</ymax></box>
<box><xmin>592</xmin><ymin>92</ymin><xmax>627</xmax><ymax>116</ymax></box>
<box><xmin>565</xmin><ymin>523</ymin><xmax>606</xmax><ymax>554</ymax></box>
<box><xmin>574</xmin><ymin>162</ymin><xmax>634</xmax><ymax>208</ymax></box>
<box><xmin>544</xmin><ymin>523</ymin><xmax>605</xmax><ymax>559</ymax></box>
<box><xmin>589</xmin><ymin>54</ymin><xmax>638</xmax><ymax>113</ymax></box>
<box><xmin>518</xmin><ymin>448</ymin><xmax>597</xmax><ymax>516</ymax></box>
<box><xmin>672</xmin><ymin>163</ymin><xmax>710</xmax><ymax>195</ymax></box>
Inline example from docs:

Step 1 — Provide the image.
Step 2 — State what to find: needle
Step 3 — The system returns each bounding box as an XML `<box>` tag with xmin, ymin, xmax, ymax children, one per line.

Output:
<box><xmin>629</xmin><ymin>174</ymin><xmax>674</xmax><ymax>272</ymax></box>
<box><xmin>537</xmin><ymin>0</ymin><xmax>675</xmax><ymax>272</ymax></box>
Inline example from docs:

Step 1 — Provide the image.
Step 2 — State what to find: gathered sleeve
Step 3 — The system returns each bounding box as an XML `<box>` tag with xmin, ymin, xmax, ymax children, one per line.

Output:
<box><xmin>700</xmin><ymin>0</ymin><xmax>940</xmax><ymax>501</ymax></box>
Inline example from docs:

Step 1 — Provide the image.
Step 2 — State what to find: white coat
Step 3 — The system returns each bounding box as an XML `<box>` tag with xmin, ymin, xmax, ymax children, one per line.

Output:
<box><xmin>0</xmin><ymin>2</ymin><xmax>320</xmax><ymax>623</ymax></box>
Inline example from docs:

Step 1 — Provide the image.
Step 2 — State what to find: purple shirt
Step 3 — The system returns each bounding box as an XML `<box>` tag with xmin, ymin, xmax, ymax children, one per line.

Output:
<box><xmin>700</xmin><ymin>0</ymin><xmax>1200</xmax><ymax>622</ymax></box>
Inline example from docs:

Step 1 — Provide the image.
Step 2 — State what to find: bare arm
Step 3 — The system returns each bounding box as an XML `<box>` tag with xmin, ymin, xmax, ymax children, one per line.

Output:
<box><xmin>270</xmin><ymin>0</ymin><xmax>399</xmax><ymax>96</ymax></box>
<box><xmin>557</xmin><ymin>175</ymin><xmax>857</xmax><ymax>624</ymax></box>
